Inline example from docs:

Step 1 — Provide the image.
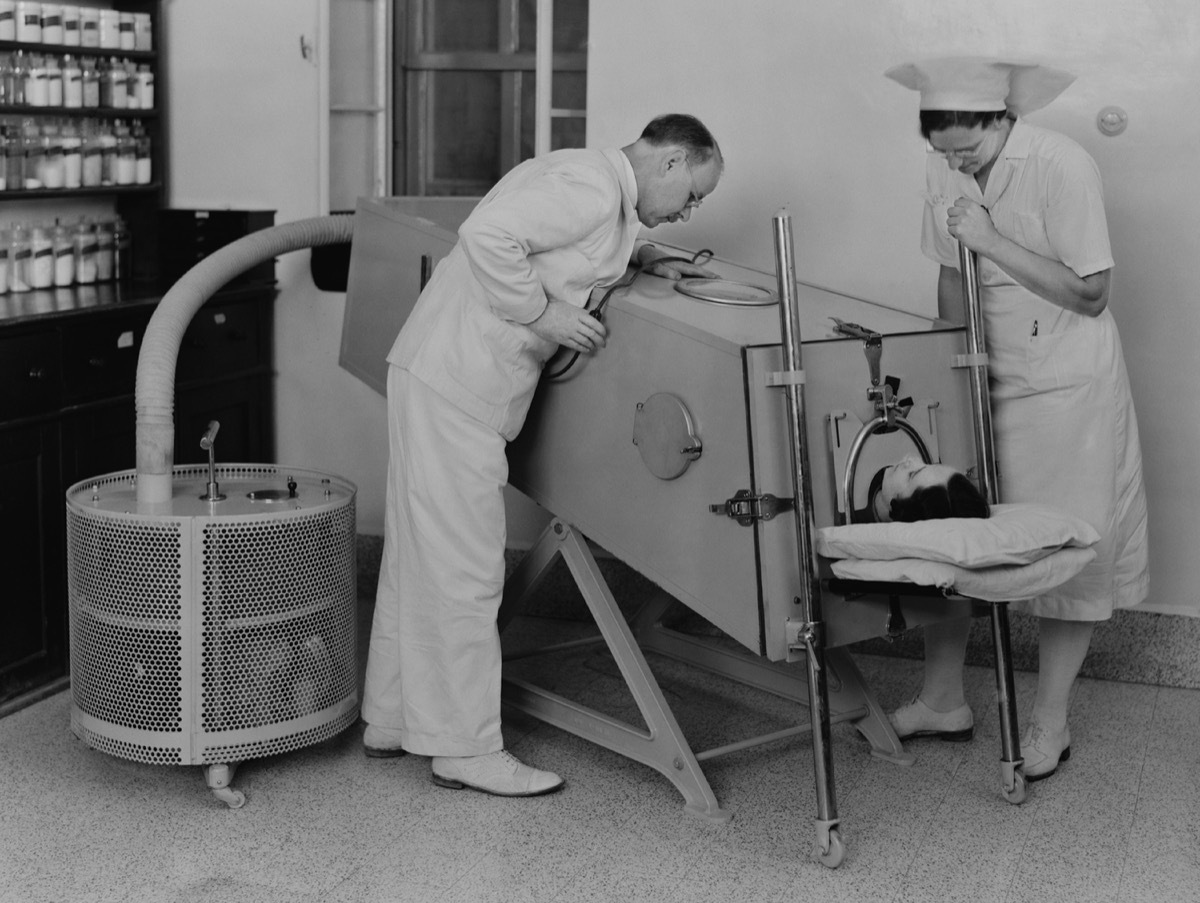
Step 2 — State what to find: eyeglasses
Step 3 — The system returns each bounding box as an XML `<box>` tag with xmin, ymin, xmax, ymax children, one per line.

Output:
<box><xmin>926</xmin><ymin>137</ymin><xmax>986</xmax><ymax>160</ymax></box>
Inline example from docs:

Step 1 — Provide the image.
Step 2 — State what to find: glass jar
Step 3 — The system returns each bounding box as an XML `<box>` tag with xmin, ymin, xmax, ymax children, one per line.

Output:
<box><xmin>29</xmin><ymin>223</ymin><xmax>54</xmax><ymax>289</ymax></box>
<box><xmin>80</xmin><ymin>120</ymin><xmax>101</xmax><ymax>186</ymax></box>
<box><xmin>61</xmin><ymin>2</ymin><xmax>78</xmax><ymax>46</ymax></box>
<box><xmin>9</xmin><ymin>224</ymin><xmax>31</xmax><ymax>293</ymax></box>
<box><xmin>45</xmin><ymin>55</ymin><xmax>62</xmax><ymax>107</ymax></box>
<box><xmin>73</xmin><ymin>219</ymin><xmax>96</xmax><ymax>284</ymax></box>
<box><xmin>95</xmin><ymin>219</ymin><xmax>114</xmax><ymax>281</ymax></box>
<box><xmin>4</xmin><ymin>125</ymin><xmax>23</xmax><ymax>191</ymax></box>
<box><xmin>24</xmin><ymin>52</ymin><xmax>48</xmax><ymax>107</ymax></box>
<box><xmin>40</xmin><ymin>3</ymin><xmax>61</xmax><ymax>43</ymax></box>
<box><xmin>133</xmin><ymin>124</ymin><xmax>150</xmax><ymax>185</ymax></box>
<box><xmin>22</xmin><ymin>121</ymin><xmax>43</xmax><ymax>188</ymax></box>
<box><xmin>62</xmin><ymin>53</ymin><xmax>82</xmax><ymax>108</ymax></box>
<box><xmin>115</xmin><ymin>123</ymin><xmax>135</xmax><ymax>185</ymax></box>
<box><xmin>0</xmin><ymin>2</ymin><xmax>15</xmax><ymax>42</ymax></box>
<box><xmin>78</xmin><ymin>4</ymin><xmax>97</xmax><ymax>47</ymax></box>
<box><xmin>113</xmin><ymin>217</ymin><xmax>131</xmax><ymax>284</ymax></box>
<box><xmin>81</xmin><ymin>56</ymin><xmax>99</xmax><ymax>108</ymax></box>
<box><xmin>52</xmin><ymin>220</ymin><xmax>74</xmax><ymax>286</ymax></box>
<box><xmin>15</xmin><ymin>2</ymin><xmax>41</xmax><ymax>44</ymax></box>
<box><xmin>60</xmin><ymin>121</ymin><xmax>80</xmax><ymax>187</ymax></box>
<box><xmin>98</xmin><ymin>8</ymin><xmax>119</xmax><ymax>49</ymax></box>
<box><xmin>40</xmin><ymin>124</ymin><xmax>63</xmax><ymax>188</ymax></box>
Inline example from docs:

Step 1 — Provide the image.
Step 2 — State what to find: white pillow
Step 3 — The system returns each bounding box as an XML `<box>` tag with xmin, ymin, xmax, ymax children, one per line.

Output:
<box><xmin>827</xmin><ymin>547</ymin><xmax>1097</xmax><ymax>603</ymax></box>
<box><xmin>817</xmin><ymin>503</ymin><xmax>1100</xmax><ymax>569</ymax></box>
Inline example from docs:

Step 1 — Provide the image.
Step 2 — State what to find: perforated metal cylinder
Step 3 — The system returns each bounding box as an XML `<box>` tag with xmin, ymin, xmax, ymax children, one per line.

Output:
<box><xmin>66</xmin><ymin>464</ymin><xmax>358</xmax><ymax>766</ymax></box>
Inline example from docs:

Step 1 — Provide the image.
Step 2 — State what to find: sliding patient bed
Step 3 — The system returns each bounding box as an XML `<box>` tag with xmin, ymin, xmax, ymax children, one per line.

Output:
<box><xmin>341</xmin><ymin>199</ymin><xmax>1059</xmax><ymax>869</ymax></box>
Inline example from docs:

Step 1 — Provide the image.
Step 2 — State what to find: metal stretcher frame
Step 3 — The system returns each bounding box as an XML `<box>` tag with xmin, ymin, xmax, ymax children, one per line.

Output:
<box><xmin>497</xmin><ymin>219</ymin><xmax>1025</xmax><ymax>869</ymax></box>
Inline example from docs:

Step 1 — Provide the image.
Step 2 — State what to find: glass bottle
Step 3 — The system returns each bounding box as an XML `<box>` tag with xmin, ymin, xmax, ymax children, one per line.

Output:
<box><xmin>80</xmin><ymin>119</ymin><xmax>101</xmax><ymax>187</ymax></box>
<box><xmin>10</xmin><ymin>50</ymin><xmax>27</xmax><ymax>107</ymax></box>
<box><xmin>95</xmin><ymin>219</ymin><xmax>114</xmax><ymax>281</ymax></box>
<box><xmin>40</xmin><ymin>122</ymin><xmax>63</xmax><ymax>189</ymax></box>
<box><xmin>113</xmin><ymin>217</ymin><xmax>131</xmax><ymax>284</ymax></box>
<box><xmin>73</xmin><ymin>219</ymin><xmax>96</xmax><ymax>284</ymax></box>
<box><xmin>24</xmin><ymin>53</ymin><xmax>47</xmax><ymax>108</ymax></box>
<box><xmin>115</xmin><ymin>122</ymin><xmax>135</xmax><ymax>185</ymax></box>
<box><xmin>52</xmin><ymin>219</ymin><xmax>73</xmax><ymax>287</ymax></box>
<box><xmin>9</xmin><ymin>223</ymin><xmax>31</xmax><ymax>293</ymax></box>
<box><xmin>30</xmin><ymin>222</ymin><xmax>54</xmax><ymax>289</ymax></box>
<box><xmin>135</xmin><ymin>63</ymin><xmax>153</xmax><ymax>109</ymax></box>
<box><xmin>81</xmin><ymin>56</ymin><xmax>99</xmax><ymax>108</ymax></box>
<box><xmin>22</xmin><ymin>120</ymin><xmax>43</xmax><ymax>188</ymax></box>
<box><xmin>60</xmin><ymin>120</ymin><xmax>80</xmax><ymax>188</ymax></box>
<box><xmin>45</xmin><ymin>55</ymin><xmax>62</xmax><ymax>107</ymax></box>
<box><xmin>62</xmin><ymin>53</ymin><xmax>82</xmax><ymax>108</ymax></box>
<box><xmin>133</xmin><ymin>123</ymin><xmax>151</xmax><ymax>185</ymax></box>
<box><xmin>0</xmin><ymin>54</ymin><xmax>13</xmax><ymax>106</ymax></box>
<box><xmin>106</xmin><ymin>57</ymin><xmax>127</xmax><ymax>108</ymax></box>
<box><xmin>4</xmin><ymin>124</ymin><xmax>23</xmax><ymax>191</ymax></box>
<box><xmin>98</xmin><ymin>120</ymin><xmax>117</xmax><ymax>185</ymax></box>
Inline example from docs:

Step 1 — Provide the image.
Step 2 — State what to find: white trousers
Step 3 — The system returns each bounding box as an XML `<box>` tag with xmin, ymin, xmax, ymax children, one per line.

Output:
<box><xmin>361</xmin><ymin>367</ymin><xmax>508</xmax><ymax>756</ymax></box>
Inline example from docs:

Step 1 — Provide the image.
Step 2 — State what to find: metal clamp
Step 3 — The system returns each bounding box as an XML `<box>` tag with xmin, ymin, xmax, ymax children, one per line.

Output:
<box><xmin>709</xmin><ymin>490</ymin><xmax>794</xmax><ymax>526</ymax></box>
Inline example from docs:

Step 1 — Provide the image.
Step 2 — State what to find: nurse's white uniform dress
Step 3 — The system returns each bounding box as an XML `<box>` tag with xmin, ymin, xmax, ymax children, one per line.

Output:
<box><xmin>363</xmin><ymin>148</ymin><xmax>645</xmax><ymax>756</ymax></box>
<box><xmin>921</xmin><ymin>120</ymin><xmax>1149</xmax><ymax>620</ymax></box>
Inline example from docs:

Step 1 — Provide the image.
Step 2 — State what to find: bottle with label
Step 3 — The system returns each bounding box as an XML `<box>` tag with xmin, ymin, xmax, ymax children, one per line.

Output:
<box><xmin>61</xmin><ymin>2</ymin><xmax>77</xmax><ymax>46</ymax></box>
<box><xmin>80</xmin><ymin>119</ymin><xmax>101</xmax><ymax>186</ymax></box>
<box><xmin>9</xmin><ymin>50</ymin><xmax>27</xmax><ymax>106</ymax></box>
<box><xmin>60</xmin><ymin>120</ymin><xmax>80</xmax><ymax>187</ymax></box>
<box><xmin>22</xmin><ymin>120</ymin><xmax>43</xmax><ymax>189</ymax></box>
<box><xmin>98</xmin><ymin>8</ymin><xmax>119</xmax><ymax>49</ymax></box>
<box><xmin>73</xmin><ymin>219</ymin><xmax>96</xmax><ymax>283</ymax></box>
<box><xmin>78</xmin><ymin>5</ymin><xmax>98</xmax><ymax>47</ymax></box>
<box><xmin>98</xmin><ymin>120</ymin><xmax>117</xmax><ymax>185</ymax></box>
<box><xmin>24</xmin><ymin>52</ymin><xmax>48</xmax><ymax>107</ymax></box>
<box><xmin>4</xmin><ymin>125</ymin><xmax>23</xmax><ymax>191</ymax></box>
<box><xmin>95</xmin><ymin>218</ymin><xmax>114</xmax><ymax>281</ymax></box>
<box><xmin>40</xmin><ymin>123</ymin><xmax>63</xmax><ymax>188</ymax></box>
<box><xmin>62</xmin><ymin>53</ymin><xmax>82</xmax><ymax>108</ymax></box>
<box><xmin>107</xmin><ymin>57</ymin><xmax>127</xmax><ymax>108</ymax></box>
<box><xmin>133</xmin><ymin>12</ymin><xmax>151</xmax><ymax>50</ymax></box>
<box><xmin>15</xmin><ymin>2</ymin><xmax>41</xmax><ymax>44</ymax></box>
<box><xmin>9</xmin><ymin>223</ymin><xmax>31</xmax><ymax>293</ymax></box>
<box><xmin>115</xmin><ymin>121</ymin><xmax>135</xmax><ymax>185</ymax></box>
<box><xmin>0</xmin><ymin>54</ymin><xmax>13</xmax><ymax>106</ymax></box>
<box><xmin>81</xmin><ymin>56</ymin><xmax>99</xmax><ymax>108</ymax></box>
<box><xmin>45</xmin><ymin>55</ymin><xmax>62</xmax><ymax>107</ymax></box>
<box><xmin>0</xmin><ymin>228</ymin><xmax>9</xmax><ymax>294</ymax></box>
<box><xmin>113</xmin><ymin>216</ymin><xmax>131</xmax><ymax>284</ymax></box>
<box><xmin>40</xmin><ymin>3</ymin><xmax>61</xmax><ymax>43</ymax></box>
<box><xmin>135</xmin><ymin>63</ymin><xmax>153</xmax><ymax>109</ymax></box>
<box><xmin>52</xmin><ymin>219</ymin><xmax>73</xmax><ymax>287</ymax></box>
<box><xmin>29</xmin><ymin>223</ymin><xmax>53</xmax><ymax>289</ymax></box>
<box><xmin>0</xmin><ymin>2</ymin><xmax>15</xmax><ymax>41</ymax></box>
<box><xmin>133</xmin><ymin>123</ymin><xmax>151</xmax><ymax>185</ymax></box>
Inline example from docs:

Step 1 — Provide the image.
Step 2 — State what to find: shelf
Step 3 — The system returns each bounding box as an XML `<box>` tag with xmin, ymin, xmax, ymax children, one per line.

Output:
<box><xmin>0</xmin><ymin>105</ymin><xmax>158</xmax><ymax>119</ymax></box>
<box><xmin>0</xmin><ymin>182</ymin><xmax>161</xmax><ymax>200</ymax></box>
<box><xmin>0</xmin><ymin>41</ymin><xmax>156</xmax><ymax>62</ymax></box>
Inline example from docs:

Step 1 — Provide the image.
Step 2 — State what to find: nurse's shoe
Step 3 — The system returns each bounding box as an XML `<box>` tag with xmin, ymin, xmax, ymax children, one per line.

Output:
<box><xmin>431</xmin><ymin>750</ymin><xmax>564</xmax><ymax>797</ymax></box>
<box><xmin>1021</xmin><ymin>722</ymin><xmax>1071</xmax><ymax>782</ymax></box>
<box><xmin>888</xmin><ymin>695</ymin><xmax>974</xmax><ymax>742</ymax></box>
<box><xmin>363</xmin><ymin>724</ymin><xmax>407</xmax><ymax>758</ymax></box>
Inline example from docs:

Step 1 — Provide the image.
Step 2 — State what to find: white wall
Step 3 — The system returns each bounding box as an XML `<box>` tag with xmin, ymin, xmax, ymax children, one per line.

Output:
<box><xmin>587</xmin><ymin>0</ymin><xmax>1200</xmax><ymax>618</ymax></box>
<box><xmin>166</xmin><ymin>0</ymin><xmax>390</xmax><ymax>536</ymax></box>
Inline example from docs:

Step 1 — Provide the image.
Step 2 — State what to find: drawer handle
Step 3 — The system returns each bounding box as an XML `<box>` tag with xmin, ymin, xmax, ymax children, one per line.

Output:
<box><xmin>89</xmin><ymin>357</ymin><xmax>108</xmax><ymax>368</ymax></box>
<box><xmin>28</xmin><ymin>367</ymin><xmax>45</xmax><ymax>380</ymax></box>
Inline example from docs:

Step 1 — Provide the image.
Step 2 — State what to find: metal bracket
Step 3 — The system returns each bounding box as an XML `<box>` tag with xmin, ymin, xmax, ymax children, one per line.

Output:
<box><xmin>709</xmin><ymin>489</ymin><xmax>794</xmax><ymax>526</ymax></box>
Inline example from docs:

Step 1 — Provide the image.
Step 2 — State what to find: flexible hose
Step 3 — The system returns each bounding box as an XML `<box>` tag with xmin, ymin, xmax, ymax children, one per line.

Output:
<box><xmin>135</xmin><ymin>214</ymin><xmax>356</xmax><ymax>505</ymax></box>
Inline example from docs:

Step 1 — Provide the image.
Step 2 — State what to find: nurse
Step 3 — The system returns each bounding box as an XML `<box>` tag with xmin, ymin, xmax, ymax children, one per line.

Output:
<box><xmin>361</xmin><ymin>114</ymin><xmax>724</xmax><ymax>797</ymax></box>
<box><xmin>883</xmin><ymin>58</ymin><xmax>1149</xmax><ymax>780</ymax></box>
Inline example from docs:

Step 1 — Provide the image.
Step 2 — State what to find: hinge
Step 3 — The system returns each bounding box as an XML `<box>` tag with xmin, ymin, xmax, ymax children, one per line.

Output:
<box><xmin>709</xmin><ymin>489</ymin><xmax>794</xmax><ymax>526</ymax></box>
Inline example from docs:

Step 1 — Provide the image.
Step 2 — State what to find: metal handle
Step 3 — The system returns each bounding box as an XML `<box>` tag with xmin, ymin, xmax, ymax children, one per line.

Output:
<box><xmin>199</xmin><ymin>420</ymin><xmax>225</xmax><ymax>501</ymax></box>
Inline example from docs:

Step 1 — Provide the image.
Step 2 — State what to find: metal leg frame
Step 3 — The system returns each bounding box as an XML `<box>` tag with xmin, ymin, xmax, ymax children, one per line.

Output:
<box><xmin>990</xmin><ymin>602</ymin><xmax>1028</xmax><ymax>803</ymax></box>
<box><xmin>499</xmin><ymin>519</ymin><xmax>730</xmax><ymax>821</ymax></box>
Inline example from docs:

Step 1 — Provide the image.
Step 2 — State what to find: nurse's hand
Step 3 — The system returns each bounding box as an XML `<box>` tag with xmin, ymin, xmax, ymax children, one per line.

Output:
<box><xmin>528</xmin><ymin>299</ymin><xmax>608</xmax><ymax>352</ymax></box>
<box><xmin>947</xmin><ymin>197</ymin><xmax>999</xmax><ymax>255</ymax></box>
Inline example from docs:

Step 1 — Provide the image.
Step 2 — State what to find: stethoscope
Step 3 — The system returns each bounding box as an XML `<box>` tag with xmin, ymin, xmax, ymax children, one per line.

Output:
<box><xmin>544</xmin><ymin>248</ymin><xmax>714</xmax><ymax>380</ymax></box>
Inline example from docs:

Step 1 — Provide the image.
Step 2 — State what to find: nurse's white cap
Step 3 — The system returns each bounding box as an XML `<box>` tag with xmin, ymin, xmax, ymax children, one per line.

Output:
<box><xmin>884</xmin><ymin>57</ymin><xmax>1076</xmax><ymax>116</ymax></box>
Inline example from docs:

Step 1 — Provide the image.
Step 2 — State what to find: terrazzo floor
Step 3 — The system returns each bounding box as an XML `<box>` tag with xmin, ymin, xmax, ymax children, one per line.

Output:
<box><xmin>2</xmin><ymin>604</ymin><xmax>1198</xmax><ymax>903</ymax></box>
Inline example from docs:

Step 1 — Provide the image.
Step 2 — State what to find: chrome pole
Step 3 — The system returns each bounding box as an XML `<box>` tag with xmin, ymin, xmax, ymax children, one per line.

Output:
<box><xmin>958</xmin><ymin>242</ymin><xmax>1026</xmax><ymax>802</ymax></box>
<box><xmin>957</xmin><ymin>244</ymin><xmax>999</xmax><ymax>504</ymax></box>
<box><xmin>773</xmin><ymin>212</ymin><xmax>842</xmax><ymax>864</ymax></box>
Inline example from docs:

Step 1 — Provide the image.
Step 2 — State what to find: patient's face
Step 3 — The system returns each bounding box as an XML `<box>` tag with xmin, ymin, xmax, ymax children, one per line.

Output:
<box><xmin>876</xmin><ymin>456</ymin><xmax>959</xmax><ymax>519</ymax></box>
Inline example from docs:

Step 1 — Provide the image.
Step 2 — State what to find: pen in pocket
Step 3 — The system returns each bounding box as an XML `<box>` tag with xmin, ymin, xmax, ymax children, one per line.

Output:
<box><xmin>1032</xmin><ymin>320</ymin><xmax>1038</xmax><ymax>337</ymax></box>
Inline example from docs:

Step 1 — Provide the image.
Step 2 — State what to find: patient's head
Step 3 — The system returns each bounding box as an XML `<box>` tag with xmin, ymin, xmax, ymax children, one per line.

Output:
<box><xmin>867</xmin><ymin>456</ymin><xmax>990</xmax><ymax>523</ymax></box>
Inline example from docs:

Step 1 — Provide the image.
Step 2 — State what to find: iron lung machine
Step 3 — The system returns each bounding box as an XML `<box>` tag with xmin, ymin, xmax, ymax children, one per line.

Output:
<box><xmin>341</xmin><ymin>198</ymin><xmax>1010</xmax><ymax>868</ymax></box>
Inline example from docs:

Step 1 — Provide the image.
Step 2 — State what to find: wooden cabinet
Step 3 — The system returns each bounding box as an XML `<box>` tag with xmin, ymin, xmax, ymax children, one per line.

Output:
<box><xmin>0</xmin><ymin>284</ymin><xmax>275</xmax><ymax>714</ymax></box>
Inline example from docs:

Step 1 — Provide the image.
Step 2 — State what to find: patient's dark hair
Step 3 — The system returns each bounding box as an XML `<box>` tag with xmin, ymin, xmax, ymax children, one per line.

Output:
<box><xmin>889</xmin><ymin>472</ymin><xmax>990</xmax><ymax>522</ymax></box>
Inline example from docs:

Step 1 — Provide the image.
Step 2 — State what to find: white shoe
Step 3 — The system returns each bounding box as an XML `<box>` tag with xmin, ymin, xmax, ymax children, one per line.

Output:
<box><xmin>888</xmin><ymin>695</ymin><xmax>974</xmax><ymax>742</ymax></box>
<box><xmin>363</xmin><ymin>724</ymin><xmax>407</xmax><ymax>758</ymax></box>
<box><xmin>1021</xmin><ymin>722</ymin><xmax>1071</xmax><ymax>782</ymax></box>
<box><xmin>431</xmin><ymin>750</ymin><xmax>564</xmax><ymax>797</ymax></box>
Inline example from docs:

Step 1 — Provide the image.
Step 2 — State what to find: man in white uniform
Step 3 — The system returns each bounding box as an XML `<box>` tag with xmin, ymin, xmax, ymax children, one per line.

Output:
<box><xmin>362</xmin><ymin>114</ymin><xmax>724</xmax><ymax>796</ymax></box>
<box><xmin>884</xmin><ymin>59</ymin><xmax>1149</xmax><ymax>781</ymax></box>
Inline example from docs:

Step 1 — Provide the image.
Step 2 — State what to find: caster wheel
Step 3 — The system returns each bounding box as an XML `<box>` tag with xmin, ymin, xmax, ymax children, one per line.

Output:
<box><xmin>212</xmin><ymin>787</ymin><xmax>247</xmax><ymax>809</ymax></box>
<box><xmin>1002</xmin><ymin>771</ymin><xmax>1028</xmax><ymax>805</ymax></box>
<box><xmin>817</xmin><ymin>829</ymin><xmax>846</xmax><ymax>868</ymax></box>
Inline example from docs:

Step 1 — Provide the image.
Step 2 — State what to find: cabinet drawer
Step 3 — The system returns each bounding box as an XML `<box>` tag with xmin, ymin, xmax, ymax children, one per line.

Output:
<box><xmin>0</xmin><ymin>332</ymin><xmax>61</xmax><ymax>420</ymax></box>
<box><xmin>177</xmin><ymin>301</ymin><xmax>265</xmax><ymax>383</ymax></box>
<box><xmin>61</xmin><ymin>311</ymin><xmax>152</xmax><ymax>402</ymax></box>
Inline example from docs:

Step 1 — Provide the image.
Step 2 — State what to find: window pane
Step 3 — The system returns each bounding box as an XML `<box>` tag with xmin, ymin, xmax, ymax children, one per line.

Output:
<box><xmin>517</xmin><ymin>0</ymin><xmax>588</xmax><ymax>52</ymax></box>
<box><xmin>519</xmin><ymin>73</ymin><xmax>585</xmax><ymax>154</ymax></box>
<box><xmin>429</xmin><ymin>71</ymin><xmax>502</xmax><ymax>188</ymax></box>
<box><xmin>330</xmin><ymin>112</ymin><xmax>379</xmax><ymax>209</ymax></box>
<box><xmin>419</xmin><ymin>0</ymin><xmax>501</xmax><ymax>52</ymax></box>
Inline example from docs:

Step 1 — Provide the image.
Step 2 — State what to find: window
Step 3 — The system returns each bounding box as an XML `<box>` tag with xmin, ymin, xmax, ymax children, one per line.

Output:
<box><xmin>328</xmin><ymin>0</ymin><xmax>588</xmax><ymax>209</ymax></box>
